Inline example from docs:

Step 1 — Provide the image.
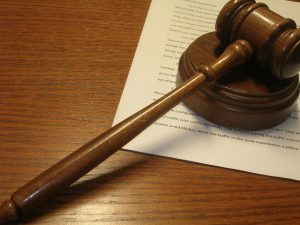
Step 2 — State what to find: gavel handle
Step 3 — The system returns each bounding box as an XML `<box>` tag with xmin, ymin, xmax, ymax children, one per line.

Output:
<box><xmin>0</xmin><ymin>40</ymin><xmax>253</xmax><ymax>224</ymax></box>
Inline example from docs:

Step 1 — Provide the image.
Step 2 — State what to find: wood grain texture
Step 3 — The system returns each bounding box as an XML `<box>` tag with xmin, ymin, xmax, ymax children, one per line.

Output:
<box><xmin>0</xmin><ymin>0</ymin><xmax>299</xmax><ymax>224</ymax></box>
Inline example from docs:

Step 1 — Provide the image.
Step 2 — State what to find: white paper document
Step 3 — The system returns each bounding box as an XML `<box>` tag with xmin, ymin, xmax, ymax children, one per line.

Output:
<box><xmin>113</xmin><ymin>0</ymin><xmax>300</xmax><ymax>181</ymax></box>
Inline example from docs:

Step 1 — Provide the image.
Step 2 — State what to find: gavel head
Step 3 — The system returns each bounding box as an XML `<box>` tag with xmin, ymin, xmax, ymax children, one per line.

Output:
<box><xmin>216</xmin><ymin>0</ymin><xmax>300</xmax><ymax>79</ymax></box>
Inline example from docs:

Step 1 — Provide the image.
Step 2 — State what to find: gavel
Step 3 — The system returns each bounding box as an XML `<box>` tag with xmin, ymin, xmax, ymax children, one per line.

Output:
<box><xmin>0</xmin><ymin>0</ymin><xmax>299</xmax><ymax>224</ymax></box>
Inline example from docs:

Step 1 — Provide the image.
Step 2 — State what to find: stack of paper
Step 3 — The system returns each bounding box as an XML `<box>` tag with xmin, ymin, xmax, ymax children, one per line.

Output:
<box><xmin>113</xmin><ymin>0</ymin><xmax>300</xmax><ymax>181</ymax></box>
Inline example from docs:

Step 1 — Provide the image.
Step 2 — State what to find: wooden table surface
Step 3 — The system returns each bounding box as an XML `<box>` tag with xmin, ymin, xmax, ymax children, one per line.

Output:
<box><xmin>0</xmin><ymin>1</ymin><xmax>299</xmax><ymax>224</ymax></box>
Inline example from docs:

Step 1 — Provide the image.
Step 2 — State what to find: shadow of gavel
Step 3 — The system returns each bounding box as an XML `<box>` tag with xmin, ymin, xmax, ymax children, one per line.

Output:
<box><xmin>0</xmin><ymin>0</ymin><xmax>299</xmax><ymax>224</ymax></box>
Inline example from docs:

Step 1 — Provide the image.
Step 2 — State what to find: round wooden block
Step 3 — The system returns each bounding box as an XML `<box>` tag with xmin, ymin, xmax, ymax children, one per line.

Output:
<box><xmin>178</xmin><ymin>32</ymin><xmax>300</xmax><ymax>130</ymax></box>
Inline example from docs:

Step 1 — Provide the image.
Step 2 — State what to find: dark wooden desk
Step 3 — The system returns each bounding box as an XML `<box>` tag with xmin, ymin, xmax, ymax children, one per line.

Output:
<box><xmin>0</xmin><ymin>1</ymin><xmax>299</xmax><ymax>224</ymax></box>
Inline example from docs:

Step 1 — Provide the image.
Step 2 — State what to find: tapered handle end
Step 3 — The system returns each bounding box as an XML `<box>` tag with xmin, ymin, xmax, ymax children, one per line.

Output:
<box><xmin>0</xmin><ymin>200</ymin><xmax>20</xmax><ymax>224</ymax></box>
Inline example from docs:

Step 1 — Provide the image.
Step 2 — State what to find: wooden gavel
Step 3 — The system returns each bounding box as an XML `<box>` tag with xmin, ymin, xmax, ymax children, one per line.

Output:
<box><xmin>0</xmin><ymin>0</ymin><xmax>299</xmax><ymax>224</ymax></box>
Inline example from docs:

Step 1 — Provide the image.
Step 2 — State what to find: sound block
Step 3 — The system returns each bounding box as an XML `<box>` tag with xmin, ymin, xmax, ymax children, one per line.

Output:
<box><xmin>178</xmin><ymin>32</ymin><xmax>299</xmax><ymax>130</ymax></box>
